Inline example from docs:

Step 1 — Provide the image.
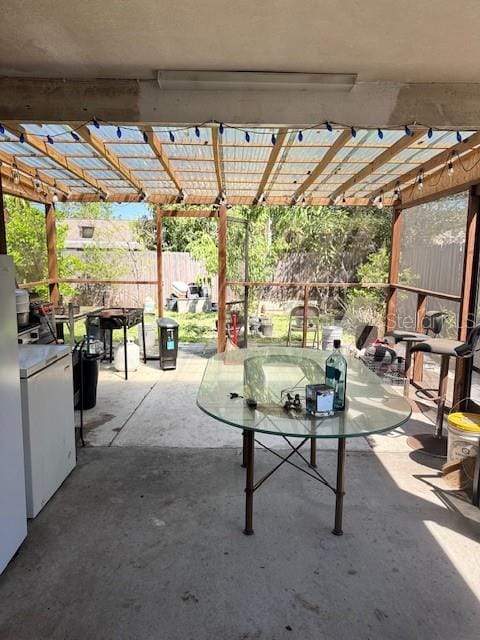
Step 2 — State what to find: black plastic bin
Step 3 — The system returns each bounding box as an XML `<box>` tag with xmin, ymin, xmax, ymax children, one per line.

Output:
<box><xmin>74</xmin><ymin>352</ymin><xmax>101</xmax><ymax>410</ymax></box>
<box><xmin>157</xmin><ymin>317</ymin><xmax>179</xmax><ymax>370</ymax></box>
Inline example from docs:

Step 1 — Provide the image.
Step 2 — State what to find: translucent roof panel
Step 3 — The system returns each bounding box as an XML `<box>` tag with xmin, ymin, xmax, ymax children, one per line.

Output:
<box><xmin>122</xmin><ymin>158</ymin><xmax>163</xmax><ymax>170</ymax></box>
<box><xmin>107</xmin><ymin>143</ymin><xmax>155</xmax><ymax>158</ymax></box>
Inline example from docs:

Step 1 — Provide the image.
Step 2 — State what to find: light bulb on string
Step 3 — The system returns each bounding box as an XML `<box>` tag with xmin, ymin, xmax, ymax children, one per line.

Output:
<box><xmin>245</xmin><ymin>131</ymin><xmax>250</xmax><ymax>143</ymax></box>
<box><xmin>325</xmin><ymin>121</ymin><xmax>333</xmax><ymax>132</ymax></box>
<box><xmin>219</xmin><ymin>123</ymin><xmax>224</xmax><ymax>135</ymax></box>
<box><xmin>47</xmin><ymin>135</ymin><xmax>54</xmax><ymax>144</ymax></box>
<box><xmin>169</xmin><ymin>131</ymin><xmax>175</xmax><ymax>143</ymax></box>
<box><xmin>404</xmin><ymin>125</ymin><xmax>412</xmax><ymax>136</ymax></box>
<box><xmin>92</xmin><ymin>118</ymin><xmax>100</xmax><ymax>129</ymax></box>
<box><xmin>116</xmin><ymin>126</ymin><xmax>122</xmax><ymax>139</ymax></box>
<box><xmin>195</xmin><ymin>126</ymin><xmax>200</xmax><ymax>138</ymax></box>
<box><xmin>351</xmin><ymin>127</ymin><xmax>357</xmax><ymax>138</ymax></box>
<box><xmin>271</xmin><ymin>133</ymin><xmax>276</xmax><ymax>146</ymax></box>
<box><xmin>71</xmin><ymin>131</ymin><xmax>80</xmax><ymax>141</ymax></box>
<box><xmin>12</xmin><ymin>167</ymin><xmax>20</xmax><ymax>185</ymax></box>
<box><xmin>298</xmin><ymin>131</ymin><xmax>303</xmax><ymax>142</ymax></box>
<box><xmin>418</xmin><ymin>172</ymin><xmax>424</xmax><ymax>190</ymax></box>
<box><xmin>377</xmin><ymin>128</ymin><xmax>384</xmax><ymax>140</ymax></box>
<box><xmin>52</xmin><ymin>191</ymin><xmax>59</xmax><ymax>203</ymax></box>
<box><xmin>19</xmin><ymin>133</ymin><xmax>25</xmax><ymax>143</ymax></box>
<box><xmin>393</xmin><ymin>182</ymin><xmax>401</xmax><ymax>200</ymax></box>
<box><xmin>34</xmin><ymin>177</ymin><xmax>42</xmax><ymax>193</ymax></box>
<box><xmin>341</xmin><ymin>194</ymin><xmax>346</xmax><ymax>205</ymax></box>
<box><xmin>142</xmin><ymin>131</ymin><xmax>149</xmax><ymax>144</ymax></box>
<box><xmin>428</xmin><ymin>128</ymin><xmax>433</xmax><ymax>139</ymax></box>
<box><xmin>448</xmin><ymin>158</ymin><xmax>454</xmax><ymax>176</ymax></box>
<box><xmin>377</xmin><ymin>192</ymin><xmax>384</xmax><ymax>210</ymax></box>
<box><xmin>0</xmin><ymin>124</ymin><xmax>4</xmax><ymax>134</ymax></box>
<box><xmin>456</xmin><ymin>131</ymin><xmax>462</xmax><ymax>143</ymax></box>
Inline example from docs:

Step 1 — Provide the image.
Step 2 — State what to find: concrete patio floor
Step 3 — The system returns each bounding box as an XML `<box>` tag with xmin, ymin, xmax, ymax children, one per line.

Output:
<box><xmin>0</xmin><ymin>344</ymin><xmax>479</xmax><ymax>639</ymax></box>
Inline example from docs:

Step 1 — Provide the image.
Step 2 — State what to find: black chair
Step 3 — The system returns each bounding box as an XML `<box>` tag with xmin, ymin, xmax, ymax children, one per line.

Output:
<box><xmin>386</xmin><ymin>311</ymin><xmax>448</xmax><ymax>397</ymax></box>
<box><xmin>408</xmin><ymin>324</ymin><xmax>480</xmax><ymax>457</ymax></box>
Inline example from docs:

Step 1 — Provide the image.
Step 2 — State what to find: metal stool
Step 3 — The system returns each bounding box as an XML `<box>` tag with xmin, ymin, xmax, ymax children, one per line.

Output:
<box><xmin>408</xmin><ymin>325</ymin><xmax>480</xmax><ymax>457</ymax></box>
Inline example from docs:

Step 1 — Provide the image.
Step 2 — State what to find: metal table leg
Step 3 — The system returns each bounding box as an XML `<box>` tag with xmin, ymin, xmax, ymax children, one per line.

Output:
<box><xmin>244</xmin><ymin>429</ymin><xmax>255</xmax><ymax>535</ymax></box>
<box><xmin>123</xmin><ymin>324</ymin><xmax>128</xmax><ymax>380</ymax></box>
<box><xmin>242</xmin><ymin>430</ymin><xmax>247</xmax><ymax>468</ymax></box>
<box><xmin>332</xmin><ymin>437</ymin><xmax>346</xmax><ymax>536</ymax></box>
<box><xmin>310</xmin><ymin>438</ymin><xmax>317</xmax><ymax>468</ymax></box>
<box><xmin>403</xmin><ymin>341</ymin><xmax>413</xmax><ymax>398</ymax></box>
<box><xmin>473</xmin><ymin>449</ymin><xmax>480</xmax><ymax>507</ymax></box>
<box><xmin>141</xmin><ymin>316</ymin><xmax>147</xmax><ymax>364</ymax></box>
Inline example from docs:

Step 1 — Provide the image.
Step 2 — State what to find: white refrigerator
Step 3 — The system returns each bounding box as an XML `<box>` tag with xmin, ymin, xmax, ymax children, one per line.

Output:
<box><xmin>19</xmin><ymin>343</ymin><xmax>76</xmax><ymax>518</ymax></box>
<box><xmin>0</xmin><ymin>255</ymin><xmax>27</xmax><ymax>573</ymax></box>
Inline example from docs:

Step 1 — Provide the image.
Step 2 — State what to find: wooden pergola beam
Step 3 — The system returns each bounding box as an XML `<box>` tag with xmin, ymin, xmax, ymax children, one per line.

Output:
<box><xmin>53</xmin><ymin>192</ymin><xmax>394</xmax><ymax>206</ymax></box>
<box><xmin>211</xmin><ymin>127</ymin><xmax>225</xmax><ymax>194</ymax></box>
<box><xmin>4</xmin><ymin>123</ymin><xmax>104</xmax><ymax>192</ymax></box>
<box><xmin>0</xmin><ymin>149</ymin><xmax>71</xmax><ymax>197</ymax></box>
<box><xmin>329</xmin><ymin>131</ymin><xmax>425</xmax><ymax>201</ymax></box>
<box><xmin>254</xmin><ymin>128</ymin><xmax>289</xmax><ymax>202</ymax></box>
<box><xmin>140</xmin><ymin>126</ymin><xmax>183</xmax><ymax>192</ymax></box>
<box><xmin>73</xmin><ymin>123</ymin><xmax>146</xmax><ymax>193</ymax></box>
<box><xmin>367</xmin><ymin>130</ymin><xmax>480</xmax><ymax>200</ymax></box>
<box><xmin>291</xmin><ymin>130</ymin><xmax>351</xmax><ymax>202</ymax></box>
<box><xmin>0</xmin><ymin>176</ymin><xmax>6</xmax><ymax>254</ymax></box>
<box><xmin>0</xmin><ymin>166</ymin><xmax>51</xmax><ymax>203</ymax></box>
<box><xmin>45</xmin><ymin>203</ymin><xmax>60</xmax><ymax>305</ymax></box>
<box><xmin>399</xmin><ymin>144</ymin><xmax>480</xmax><ymax>208</ymax></box>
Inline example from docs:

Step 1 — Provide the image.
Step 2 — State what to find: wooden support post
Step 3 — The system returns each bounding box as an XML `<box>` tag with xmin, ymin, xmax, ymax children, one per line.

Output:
<box><xmin>412</xmin><ymin>293</ymin><xmax>427</xmax><ymax>382</ymax></box>
<box><xmin>217</xmin><ymin>204</ymin><xmax>227</xmax><ymax>353</ymax></box>
<box><xmin>302</xmin><ymin>286</ymin><xmax>309</xmax><ymax>347</ymax></box>
<box><xmin>45</xmin><ymin>203</ymin><xmax>59</xmax><ymax>305</ymax></box>
<box><xmin>156</xmin><ymin>206</ymin><xmax>164</xmax><ymax>318</ymax></box>
<box><xmin>385</xmin><ymin>207</ymin><xmax>402</xmax><ymax>332</ymax></box>
<box><xmin>453</xmin><ymin>187</ymin><xmax>480</xmax><ymax>406</ymax></box>
<box><xmin>0</xmin><ymin>177</ymin><xmax>6</xmax><ymax>255</ymax></box>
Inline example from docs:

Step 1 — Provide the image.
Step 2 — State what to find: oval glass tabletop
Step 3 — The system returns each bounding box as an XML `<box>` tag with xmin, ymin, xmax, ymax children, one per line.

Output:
<box><xmin>197</xmin><ymin>346</ymin><xmax>411</xmax><ymax>439</ymax></box>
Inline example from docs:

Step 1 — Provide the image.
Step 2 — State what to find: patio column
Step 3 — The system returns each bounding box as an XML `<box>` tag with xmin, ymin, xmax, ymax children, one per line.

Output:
<box><xmin>217</xmin><ymin>204</ymin><xmax>227</xmax><ymax>352</ymax></box>
<box><xmin>385</xmin><ymin>206</ymin><xmax>402</xmax><ymax>333</ymax></box>
<box><xmin>45</xmin><ymin>203</ymin><xmax>59</xmax><ymax>305</ymax></box>
<box><xmin>156</xmin><ymin>206</ymin><xmax>163</xmax><ymax>318</ymax></box>
<box><xmin>0</xmin><ymin>177</ymin><xmax>6</xmax><ymax>255</ymax></box>
<box><xmin>453</xmin><ymin>186</ymin><xmax>480</xmax><ymax>405</ymax></box>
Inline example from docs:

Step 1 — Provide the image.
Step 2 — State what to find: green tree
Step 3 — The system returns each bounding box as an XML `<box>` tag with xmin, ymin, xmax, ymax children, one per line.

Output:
<box><xmin>4</xmin><ymin>196</ymin><xmax>82</xmax><ymax>297</ymax></box>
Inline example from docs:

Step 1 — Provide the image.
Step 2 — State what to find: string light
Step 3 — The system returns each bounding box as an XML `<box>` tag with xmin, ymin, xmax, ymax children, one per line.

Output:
<box><xmin>71</xmin><ymin>131</ymin><xmax>80</xmax><ymax>141</ymax></box>
<box><xmin>271</xmin><ymin>133</ymin><xmax>277</xmax><ymax>146</ymax></box>
<box><xmin>52</xmin><ymin>190</ymin><xmax>59</xmax><ymax>203</ymax></box>
<box><xmin>376</xmin><ymin>191</ymin><xmax>384</xmax><ymax>210</ymax></box>
<box><xmin>342</xmin><ymin>194</ymin><xmax>347</xmax><ymax>205</ymax></box>
<box><xmin>12</xmin><ymin>166</ymin><xmax>20</xmax><ymax>185</ymax></box>
<box><xmin>34</xmin><ymin>173</ymin><xmax>42</xmax><ymax>193</ymax></box>
<box><xmin>92</xmin><ymin>118</ymin><xmax>100</xmax><ymax>129</ymax></box>
<box><xmin>351</xmin><ymin>127</ymin><xmax>357</xmax><ymax>138</ymax></box>
<box><xmin>195</xmin><ymin>126</ymin><xmax>200</xmax><ymax>138</ymax></box>
<box><xmin>417</xmin><ymin>171</ymin><xmax>424</xmax><ymax>190</ymax></box>
<box><xmin>19</xmin><ymin>133</ymin><xmax>25</xmax><ymax>143</ymax></box>
<box><xmin>298</xmin><ymin>131</ymin><xmax>303</xmax><ymax>142</ymax></box>
<box><xmin>404</xmin><ymin>125</ymin><xmax>412</xmax><ymax>136</ymax></box>
<box><xmin>47</xmin><ymin>135</ymin><xmax>54</xmax><ymax>145</ymax></box>
<box><xmin>325</xmin><ymin>122</ymin><xmax>333</xmax><ymax>132</ymax></box>
<box><xmin>448</xmin><ymin>157</ymin><xmax>454</xmax><ymax>175</ymax></box>
<box><xmin>142</xmin><ymin>131</ymin><xmax>149</xmax><ymax>143</ymax></box>
<box><xmin>169</xmin><ymin>131</ymin><xmax>175</xmax><ymax>143</ymax></box>
<box><xmin>393</xmin><ymin>181</ymin><xmax>401</xmax><ymax>200</ymax></box>
<box><xmin>245</xmin><ymin>131</ymin><xmax>250</xmax><ymax>143</ymax></box>
<box><xmin>456</xmin><ymin>131</ymin><xmax>462</xmax><ymax>143</ymax></box>
<box><xmin>377</xmin><ymin>128</ymin><xmax>384</xmax><ymax>139</ymax></box>
<box><xmin>428</xmin><ymin>128</ymin><xmax>433</xmax><ymax>139</ymax></box>
<box><xmin>219</xmin><ymin>123</ymin><xmax>224</xmax><ymax>135</ymax></box>
<box><xmin>0</xmin><ymin>124</ymin><xmax>4</xmax><ymax>134</ymax></box>
<box><xmin>116</xmin><ymin>126</ymin><xmax>122</xmax><ymax>139</ymax></box>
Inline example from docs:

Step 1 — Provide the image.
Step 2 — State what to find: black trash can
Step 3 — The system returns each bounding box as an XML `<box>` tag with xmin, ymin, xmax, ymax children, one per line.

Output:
<box><xmin>157</xmin><ymin>317</ymin><xmax>179</xmax><ymax>370</ymax></box>
<box><xmin>74</xmin><ymin>348</ymin><xmax>102</xmax><ymax>410</ymax></box>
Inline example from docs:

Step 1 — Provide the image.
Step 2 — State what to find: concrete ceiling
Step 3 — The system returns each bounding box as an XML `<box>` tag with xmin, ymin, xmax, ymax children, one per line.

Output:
<box><xmin>1</xmin><ymin>0</ymin><xmax>480</xmax><ymax>82</ymax></box>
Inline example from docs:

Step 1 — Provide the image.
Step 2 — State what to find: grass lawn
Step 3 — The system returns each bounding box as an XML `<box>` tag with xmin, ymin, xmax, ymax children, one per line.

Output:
<box><xmin>73</xmin><ymin>310</ymin><xmax>354</xmax><ymax>347</ymax></box>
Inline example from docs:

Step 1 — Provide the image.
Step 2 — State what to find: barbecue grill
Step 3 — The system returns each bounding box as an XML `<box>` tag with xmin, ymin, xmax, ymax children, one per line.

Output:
<box><xmin>86</xmin><ymin>307</ymin><xmax>146</xmax><ymax>380</ymax></box>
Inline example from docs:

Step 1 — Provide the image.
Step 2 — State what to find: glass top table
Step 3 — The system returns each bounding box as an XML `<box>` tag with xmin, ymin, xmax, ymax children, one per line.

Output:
<box><xmin>197</xmin><ymin>346</ymin><xmax>412</xmax><ymax>537</ymax></box>
<box><xmin>197</xmin><ymin>346</ymin><xmax>411</xmax><ymax>439</ymax></box>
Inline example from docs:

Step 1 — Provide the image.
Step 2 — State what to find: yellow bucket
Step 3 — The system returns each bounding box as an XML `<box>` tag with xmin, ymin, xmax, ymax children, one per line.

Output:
<box><xmin>446</xmin><ymin>412</ymin><xmax>480</xmax><ymax>464</ymax></box>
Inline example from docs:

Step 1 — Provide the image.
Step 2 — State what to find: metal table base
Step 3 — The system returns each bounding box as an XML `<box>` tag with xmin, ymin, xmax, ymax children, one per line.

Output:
<box><xmin>242</xmin><ymin>430</ymin><xmax>346</xmax><ymax>536</ymax></box>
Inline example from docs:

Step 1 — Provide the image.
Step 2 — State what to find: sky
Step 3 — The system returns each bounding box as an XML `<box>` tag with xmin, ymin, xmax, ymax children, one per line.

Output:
<box><xmin>111</xmin><ymin>203</ymin><xmax>150</xmax><ymax>219</ymax></box>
